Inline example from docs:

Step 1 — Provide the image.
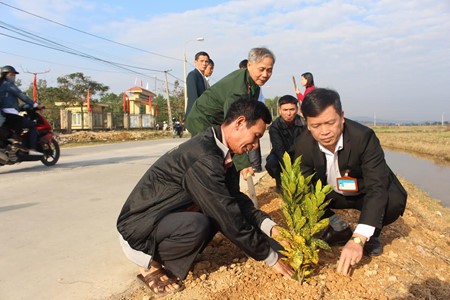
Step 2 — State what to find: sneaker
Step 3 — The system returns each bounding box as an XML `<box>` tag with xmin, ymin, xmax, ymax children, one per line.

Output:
<box><xmin>363</xmin><ymin>237</ymin><xmax>383</xmax><ymax>256</ymax></box>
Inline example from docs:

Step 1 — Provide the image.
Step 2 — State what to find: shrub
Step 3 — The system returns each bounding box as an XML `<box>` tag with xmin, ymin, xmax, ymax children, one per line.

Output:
<box><xmin>273</xmin><ymin>153</ymin><xmax>332</xmax><ymax>282</ymax></box>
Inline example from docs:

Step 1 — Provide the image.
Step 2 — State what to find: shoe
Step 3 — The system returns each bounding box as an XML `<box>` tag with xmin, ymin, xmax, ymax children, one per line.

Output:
<box><xmin>136</xmin><ymin>268</ymin><xmax>184</xmax><ymax>297</ymax></box>
<box><xmin>0</xmin><ymin>151</ymin><xmax>8</xmax><ymax>161</ymax></box>
<box><xmin>320</xmin><ymin>226</ymin><xmax>353</xmax><ymax>246</ymax></box>
<box><xmin>11</xmin><ymin>143</ymin><xmax>28</xmax><ymax>152</ymax></box>
<box><xmin>364</xmin><ymin>237</ymin><xmax>383</xmax><ymax>256</ymax></box>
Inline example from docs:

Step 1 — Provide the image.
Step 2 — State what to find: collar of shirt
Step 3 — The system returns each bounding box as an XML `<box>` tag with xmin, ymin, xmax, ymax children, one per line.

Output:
<box><xmin>318</xmin><ymin>133</ymin><xmax>344</xmax><ymax>194</ymax></box>
<box><xmin>212</xmin><ymin>127</ymin><xmax>232</xmax><ymax>167</ymax></box>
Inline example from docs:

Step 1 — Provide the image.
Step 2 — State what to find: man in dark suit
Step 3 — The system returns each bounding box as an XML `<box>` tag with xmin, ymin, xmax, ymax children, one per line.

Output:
<box><xmin>185</xmin><ymin>51</ymin><xmax>210</xmax><ymax>116</ymax></box>
<box><xmin>294</xmin><ymin>88</ymin><xmax>407</xmax><ymax>276</ymax></box>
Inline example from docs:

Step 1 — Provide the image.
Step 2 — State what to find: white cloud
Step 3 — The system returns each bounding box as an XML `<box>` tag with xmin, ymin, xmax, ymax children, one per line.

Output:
<box><xmin>2</xmin><ymin>0</ymin><xmax>449</xmax><ymax>121</ymax></box>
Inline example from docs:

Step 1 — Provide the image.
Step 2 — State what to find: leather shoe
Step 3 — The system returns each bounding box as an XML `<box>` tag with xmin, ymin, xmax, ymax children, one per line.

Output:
<box><xmin>363</xmin><ymin>237</ymin><xmax>383</xmax><ymax>256</ymax></box>
<box><xmin>320</xmin><ymin>226</ymin><xmax>352</xmax><ymax>246</ymax></box>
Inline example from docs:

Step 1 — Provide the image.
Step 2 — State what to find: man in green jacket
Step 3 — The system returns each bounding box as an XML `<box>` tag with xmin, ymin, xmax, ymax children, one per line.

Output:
<box><xmin>185</xmin><ymin>47</ymin><xmax>275</xmax><ymax>175</ymax></box>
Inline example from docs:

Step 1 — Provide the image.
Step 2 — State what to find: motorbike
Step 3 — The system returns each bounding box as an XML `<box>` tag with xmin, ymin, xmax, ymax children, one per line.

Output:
<box><xmin>0</xmin><ymin>106</ymin><xmax>60</xmax><ymax>167</ymax></box>
<box><xmin>172</xmin><ymin>120</ymin><xmax>184</xmax><ymax>138</ymax></box>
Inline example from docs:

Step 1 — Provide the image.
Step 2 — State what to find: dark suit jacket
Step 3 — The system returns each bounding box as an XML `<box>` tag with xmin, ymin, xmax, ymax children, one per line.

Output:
<box><xmin>294</xmin><ymin>118</ymin><xmax>407</xmax><ymax>228</ymax></box>
<box><xmin>186</xmin><ymin>68</ymin><xmax>207</xmax><ymax>116</ymax></box>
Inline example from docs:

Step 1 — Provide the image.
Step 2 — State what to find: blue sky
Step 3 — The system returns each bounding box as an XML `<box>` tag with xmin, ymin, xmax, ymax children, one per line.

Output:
<box><xmin>1</xmin><ymin>0</ymin><xmax>449</xmax><ymax>122</ymax></box>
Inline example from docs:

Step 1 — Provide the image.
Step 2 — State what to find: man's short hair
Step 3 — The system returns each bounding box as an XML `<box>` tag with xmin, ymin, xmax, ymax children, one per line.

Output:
<box><xmin>278</xmin><ymin>95</ymin><xmax>298</xmax><ymax>106</ymax></box>
<box><xmin>224</xmin><ymin>96</ymin><xmax>272</xmax><ymax>126</ymax></box>
<box><xmin>301</xmin><ymin>88</ymin><xmax>343</xmax><ymax>120</ymax></box>
<box><xmin>208</xmin><ymin>59</ymin><xmax>214</xmax><ymax>67</ymax></box>
<box><xmin>195</xmin><ymin>51</ymin><xmax>210</xmax><ymax>61</ymax></box>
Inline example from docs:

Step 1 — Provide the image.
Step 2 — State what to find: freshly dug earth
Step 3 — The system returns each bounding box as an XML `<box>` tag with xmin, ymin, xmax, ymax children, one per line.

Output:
<box><xmin>112</xmin><ymin>174</ymin><xmax>450</xmax><ymax>300</ymax></box>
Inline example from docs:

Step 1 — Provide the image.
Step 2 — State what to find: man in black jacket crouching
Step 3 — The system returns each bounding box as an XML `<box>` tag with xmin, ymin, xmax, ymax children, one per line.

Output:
<box><xmin>117</xmin><ymin>97</ymin><xmax>293</xmax><ymax>297</ymax></box>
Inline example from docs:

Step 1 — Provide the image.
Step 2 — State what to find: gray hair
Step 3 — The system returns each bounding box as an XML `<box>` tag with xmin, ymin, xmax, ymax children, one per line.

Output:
<box><xmin>248</xmin><ymin>47</ymin><xmax>276</xmax><ymax>64</ymax></box>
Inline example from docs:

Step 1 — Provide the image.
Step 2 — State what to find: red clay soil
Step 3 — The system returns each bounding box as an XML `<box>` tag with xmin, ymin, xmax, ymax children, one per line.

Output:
<box><xmin>112</xmin><ymin>174</ymin><xmax>450</xmax><ymax>300</ymax></box>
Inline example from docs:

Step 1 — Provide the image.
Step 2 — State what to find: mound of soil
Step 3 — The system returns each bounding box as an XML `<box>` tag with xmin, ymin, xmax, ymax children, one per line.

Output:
<box><xmin>113</xmin><ymin>175</ymin><xmax>450</xmax><ymax>300</ymax></box>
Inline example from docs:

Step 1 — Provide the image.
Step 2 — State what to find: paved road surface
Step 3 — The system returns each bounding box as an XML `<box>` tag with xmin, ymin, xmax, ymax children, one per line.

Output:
<box><xmin>0</xmin><ymin>134</ymin><xmax>271</xmax><ymax>300</ymax></box>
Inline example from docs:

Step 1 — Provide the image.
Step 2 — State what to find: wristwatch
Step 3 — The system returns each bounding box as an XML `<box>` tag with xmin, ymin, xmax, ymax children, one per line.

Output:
<box><xmin>352</xmin><ymin>236</ymin><xmax>364</xmax><ymax>247</ymax></box>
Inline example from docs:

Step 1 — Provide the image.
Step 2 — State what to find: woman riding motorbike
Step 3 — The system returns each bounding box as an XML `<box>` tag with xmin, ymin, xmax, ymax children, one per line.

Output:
<box><xmin>0</xmin><ymin>65</ymin><xmax>44</xmax><ymax>154</ymax></box>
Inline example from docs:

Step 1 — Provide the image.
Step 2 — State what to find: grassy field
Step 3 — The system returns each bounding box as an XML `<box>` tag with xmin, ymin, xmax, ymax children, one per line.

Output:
<box><xmin>372</xmin><ymin>125</ymin><xmax>450</xmax><ymax>163</ymax></box>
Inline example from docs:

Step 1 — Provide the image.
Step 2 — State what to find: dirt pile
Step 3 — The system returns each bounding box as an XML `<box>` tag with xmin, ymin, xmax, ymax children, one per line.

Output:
<box><xmin>113</xmin><ymin>175</ymin><xmax>450</xmax><ymax>300</ymax></box>
<box><xmin>57</xmin><ymin>130</ymin><xmax>173</xmax><ymax>145</ymax></box>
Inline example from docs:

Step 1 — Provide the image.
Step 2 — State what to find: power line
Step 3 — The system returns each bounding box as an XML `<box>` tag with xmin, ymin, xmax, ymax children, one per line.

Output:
<box><xmin>0</xmin><ymin>1</ymin><xmax>183</xmax><ymax>62</ymax></box>
<box><xmin>0</xmin><ymin>22</ymin><xmax>167</xmax><ymax>77</ymax></box>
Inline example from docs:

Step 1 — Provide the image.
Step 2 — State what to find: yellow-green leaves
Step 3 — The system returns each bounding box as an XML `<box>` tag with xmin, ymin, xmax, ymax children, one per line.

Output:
<box><xmin>273</xmin><ymin>152</ymin><xmax>332</xmax><ymax>283</ymax></box>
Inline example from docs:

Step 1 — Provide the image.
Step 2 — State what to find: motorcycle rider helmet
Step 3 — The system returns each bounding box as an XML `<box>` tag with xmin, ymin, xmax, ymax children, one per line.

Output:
<box><xmin>1</xmin><ymin>65</ymin><xmax>19</xmax><ymax>75</ymax></box>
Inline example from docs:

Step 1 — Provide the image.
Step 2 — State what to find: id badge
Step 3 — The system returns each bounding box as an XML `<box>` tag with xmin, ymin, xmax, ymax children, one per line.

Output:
<box><xmin>336</xmin><ymin>172</ymin><xmax>358</xmax><ymax>192</ymax></box>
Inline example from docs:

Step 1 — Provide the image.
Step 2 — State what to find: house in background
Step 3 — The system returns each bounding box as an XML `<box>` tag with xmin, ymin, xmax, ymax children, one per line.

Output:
<box><xmin>57</xmin><ymin>101</ymin><xmax>110</xmax><ymax>131</ymax></box>
<box><xmin>123</xmin><ymin>86</ymin><xmax>157</xmax><ymax>129</ymax></box>
<box><xmin>57</xmin><ymin>86</ymin><xmax>157</xmax><ymax>131</ymax></box>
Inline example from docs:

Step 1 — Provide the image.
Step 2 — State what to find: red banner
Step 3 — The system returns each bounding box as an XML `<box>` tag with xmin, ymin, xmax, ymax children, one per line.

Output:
<box><xmin>33</xmin><ymin>74</ymin><xmax>37</xmax><ymax>101</ymax></box>
<box><xmin>86</xmin><ymin>88</ymin><xmax>92</xmax><ymax>112</ymax></box>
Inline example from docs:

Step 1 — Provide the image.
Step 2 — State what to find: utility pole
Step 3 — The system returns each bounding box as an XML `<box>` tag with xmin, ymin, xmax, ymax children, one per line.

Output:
<box><xmin>373</xmin><ymin>112</ymin><xmax>376</xmax><ymax>127</ymax></box>
<box><xmin>164</xmin><ymin>70</ymin><xmax>173</xmax><ymax>128</ymax></box>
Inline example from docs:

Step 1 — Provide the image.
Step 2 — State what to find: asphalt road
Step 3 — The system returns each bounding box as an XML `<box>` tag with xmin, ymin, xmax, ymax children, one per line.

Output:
<box><xmin>0</xmin><ymin>134</ymin><xmax>271</xmax><ymax>300</ymax></box>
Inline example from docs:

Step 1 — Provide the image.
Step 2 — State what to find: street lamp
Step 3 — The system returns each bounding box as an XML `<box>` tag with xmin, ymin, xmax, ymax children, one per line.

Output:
<box><xmin>183</xmin><ymin>37</ymin><xmax>205</xmax><ymax>114</ymax></box>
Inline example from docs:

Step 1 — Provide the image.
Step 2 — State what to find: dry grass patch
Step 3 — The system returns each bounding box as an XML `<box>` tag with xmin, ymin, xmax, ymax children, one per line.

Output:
<box><xmin>373</xmin><ymin>125</ymin><xmax>450</xmax><ymax>162</ymax></box>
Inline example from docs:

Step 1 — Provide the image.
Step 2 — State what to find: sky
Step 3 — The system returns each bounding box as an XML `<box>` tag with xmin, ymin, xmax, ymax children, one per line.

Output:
<box><xmin>1</xmin><ymin>0</ymin><xmax>449</xmax><ymax>122</ymax></box>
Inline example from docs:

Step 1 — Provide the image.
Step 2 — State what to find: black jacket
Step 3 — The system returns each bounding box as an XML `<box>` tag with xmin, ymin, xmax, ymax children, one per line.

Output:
<box><xmin>268</xmin><ymin>114</ymin><xmax>304</xmax><ymax>161</ymax></box>
<box><xmin>117</xmin><ymin>126</ymin><xmax>272</xmax><ymax>261</ymax></box>
<box><xmin>294</xmin><ymin>119</ymin><xmax>407</xmax><ymax>228</ymax></box>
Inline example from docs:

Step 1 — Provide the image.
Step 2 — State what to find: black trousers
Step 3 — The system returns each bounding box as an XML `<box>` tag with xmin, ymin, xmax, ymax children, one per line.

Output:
<box><xmin>152</xmin><ymin>212</ymin><xmax>218</xmax><ymax>280</ymax></box>
<box><xmin>248</xmin><ymin>141</ymin><xmax>262</xmax><ymax>170</ymax></box>
<box><xmin>152</xmin><ymin>211</ymin><xmax>284</xmax><ymax>280</ymax></box>
<box><xmin>265</xmin><ymin>153</ymin><xmax>282</xmax><ymax>187</ymax></box>
<box><xmin>3</xmin><ymin>113</ymin><xmax>38</xmax><ymax>149</ymax></box>
<box><xmin>324</xmin><ymin>175</ymin><xmax>407</xmax><ymax>232</ymax></box>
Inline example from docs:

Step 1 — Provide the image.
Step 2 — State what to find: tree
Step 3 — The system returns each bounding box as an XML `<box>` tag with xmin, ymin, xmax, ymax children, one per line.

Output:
<box><xmin>101</xmin><ymin>92</ymin><xmax>123</xmax><ymax>128</ymax></box>
<box><xmin>25</xmin><ymin>79</ymin><xmax>69</xmax><ymax>129</ymax></box>
<box><xmin>154</xmin><ymin>80</ymin><xmax>185</xmax><ymax>124</ymax></box>
<box><xmin>57</xmin><ymin>72</ymin><xmax>109</xmax><ymax>105</ymax></box>
<box><xmin>264</xmin><ymin>96</ymin><xmax>280</xmax><ymax>119</ymax></box>
<box><xmin>57</xmin><ymin>72</ymin><xmax>109</xmax><ymax>129</ymax></box>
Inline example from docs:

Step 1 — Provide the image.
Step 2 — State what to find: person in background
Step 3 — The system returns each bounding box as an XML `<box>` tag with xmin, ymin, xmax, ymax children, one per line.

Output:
<box><xmin>239</xmin><ymin>59</ymin><xmax>248</xmax><ymax>69</ymax></box>
<box><xmin>265</xmin><ymin>95</ymin><xmax>305</xmax><ymax>193</ymax></box>
<box><xmin>0</xmin><ymin>65</ymin><xmax>44</xmax><ymax>154</ymax></box>
<box><xmin>294</xmin><ymin>88</ymin><xmax>407</xmax><ymax>276</ymax></box>
<box><xmin>238</xmin><ymin>58</ymin><xmax>265</xmax><ymax>170</ymax></box>
<box><xmin>185</xmin><ymin>51</ymin><xmax>210</xmax><ymax>116</ymax></box>
<box><xmin>295</xmin><ymin>72</ymin><xmax>315</xmax><ymax>103</ymax></box>
<box><xmin>204</xmin><ymin>58</ymin><xmax>214</xmax><ymax>85</ymax></box>
<box><xmin>186</xmin><ymin>47</ymin><xmax>275</xmax><ymax>177</ymax></box>
<box><xmin>117</xmin><ymin>98</ymin><xmax>293</xmax><ymax>298</ymax></box>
